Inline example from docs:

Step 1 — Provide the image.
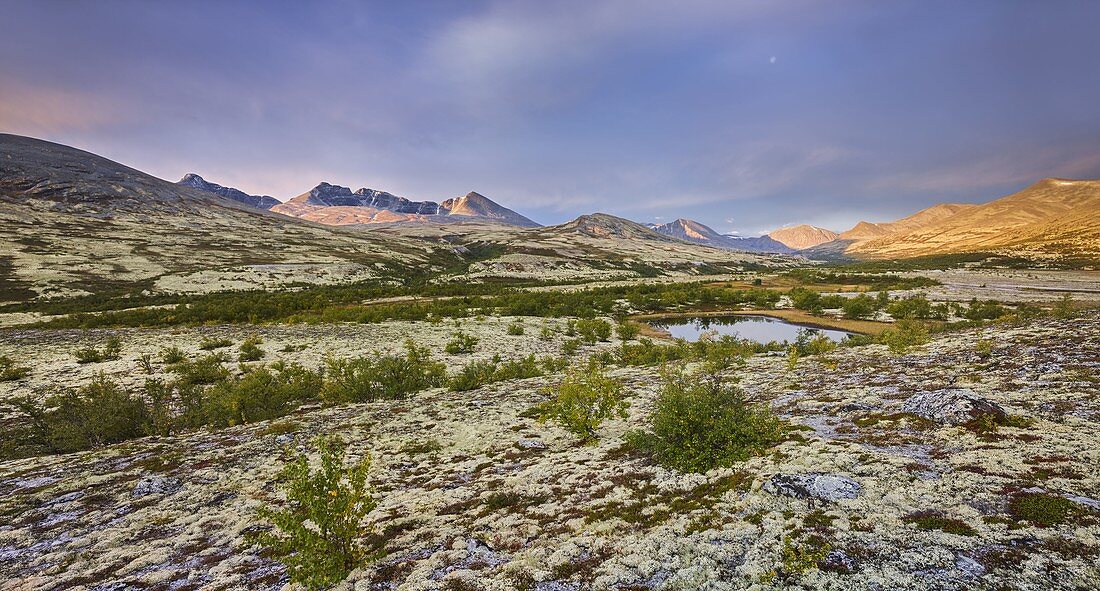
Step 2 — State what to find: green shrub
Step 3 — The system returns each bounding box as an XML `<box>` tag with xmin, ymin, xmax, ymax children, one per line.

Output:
<box><xmin>448</xmin><ymin>359</ymin><xmax>500</xmax><ymax>392</ymax></box>
<box><xmin>199</xmin><ymin>337</ymin><xmax>233</xmax><ymax>350</ymax></box>
<box><xmin>841</xmin><ymin>295</ymin><xmax>876</xmax><ymax>320</ymax></box>
<box><xmin>887</xmin><ymin>295</ymin><xmax>947</xmax><ymax>320</ymax></box>
<box><xmin>787</xmin><ymin>287</ymin><xmax>822</xmax><ymax>313</ymax></box>
<box><xmin>963</xmin><ymin>298</ymin><xmax>1006</xmax><ymax>321</ymax></box>
<box><xmin>539</xmin><ymin>325</ymin><xmax>555</xmax><ymax>340</ymax></box>
<box><xmin>575</xmin><ymin>318</ymin><xmax>612</xmax><ymax>343</ymax></box>
<box><xmin>538</xmin><ymin>362</ymin><xmax>627</xmax><ymax>442</ymax></box>
<box><xmin>506</xmin><ymin>321</ymin><xmax>525</xmax><ymax>336</ymax></box>
<box><xmin>449</xmin><ymin>355</ymin><xmax>545</xmax><ymax>392</ymax></box>
<box><xmin>171</xmin><ymin>353</ymin><xmax>231</xmax><ymax>386</ymax></box>
<box><xmin>444</xmin><ymin>331</ymin><xmax>478</xmax><ymax>354</ymax></box>
<box><xmin>626</xmin><ymin>369</ymin><xmax>786</xmax><ymax>472</ymax></box>
<box><xmin>238</xmin><ymin>337</ymin><xmax>265</xmax><ymax>362</ymax></box>
<box><xmin>561</xmin><ymin>338</ymin><xmax>582</xmax><ymax>356</ymax></box>
<box><xmin>143</xmin><ymin>378</ymin><xmax>176</xmax><ymax>437</ymax></box>
<box><xmin>159</xmin><ymin>346</ymin><xmax>186</xmax><ymax>364</ymax></box>
<box><xmin>1052</xmin><ymin>293</ymin><xmax>1076</xmax><ymax>319</ymax></box>
<box><xmin>0</xmin><ymin>356</ymin><xmax>30</xmax><ymax>381</ymax></box>
<box><xmin>74</xmin><ymin>336</ymin><xmax>122</xmax><ymax>364</ymax></box>
<box><xmin>975</xmin><ymin>339</ymin><xmax>993</xmax><ymax>360</ymax></box>
<box><xmin>615</xmin><ymin>321</ymin><xmax>640</xmax><ymax>341</ymax></box>
<box><xmin>322</xmin><ymin>342</ymin><xmax>445</xmax><ymax>403</ymax></box>
<box><xmin>6</xmin><ymin>374</ymin><xmax>149</xmax><ymax>456</ymax></box>
<box><xmin>203</xmin><ymin>363</ymin><xmax>323</xmax><ymax>427</ymax></box>
<box><xmin>137</xmin><ymin>353</ymin><xmax>155</xmax><ymax>374</ymax></box>
<box><xmin>879</xmin><ymin>320</ymin><xmax>930</xmax><ymax>354</ymax></box>
<box><xmin>251</xmin><ymin>435</ymin><xmax>377</xmax><ymax>590</ymax></box>
<box><xmin>793</xmin><ymin>329</ymin><xmax>837</xmax><ymax>356</ymax></box>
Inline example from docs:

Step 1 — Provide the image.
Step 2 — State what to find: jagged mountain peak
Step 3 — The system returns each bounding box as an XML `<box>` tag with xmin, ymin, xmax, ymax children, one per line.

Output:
<box><xmin>176</xmin><ymin>173</ymin><xmax>280</xmax><ymax>210</ymax></box>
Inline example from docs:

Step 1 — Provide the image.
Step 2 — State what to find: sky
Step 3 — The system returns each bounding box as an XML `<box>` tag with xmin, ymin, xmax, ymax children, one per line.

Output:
<box><xmin>2</xmin><ymin>0</ymin><xmax>1099</xmax><ymax>235</ymax></box>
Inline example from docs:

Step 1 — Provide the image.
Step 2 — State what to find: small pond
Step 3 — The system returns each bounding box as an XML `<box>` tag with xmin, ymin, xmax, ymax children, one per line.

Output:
<box><xmin>650</xmin><ymin>315</ymin><xmax>854</xmax><ymax>344</ymax></box>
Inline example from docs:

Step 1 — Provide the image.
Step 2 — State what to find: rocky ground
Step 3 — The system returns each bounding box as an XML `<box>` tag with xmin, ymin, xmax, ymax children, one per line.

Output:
<box><xmin>0</xmin><ymin>311</ymin><xmax>1098</xmax><ymax>590</ymax></box>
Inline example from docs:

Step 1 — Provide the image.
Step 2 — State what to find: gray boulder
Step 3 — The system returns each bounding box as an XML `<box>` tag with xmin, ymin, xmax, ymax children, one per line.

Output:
<box><xmin>132</xmin><ymin>476</ymin><xmax>182</xmax><ymax>498</ymax></box>
<box><xmin>765</xmin><ymin>473</ymin><xmax>862</xmax><ymax>502</ymax></box>
<box><xmin>902</xmin><ymin>389</ymin><xmax>1006</xmax><ymax>425</ymax></box>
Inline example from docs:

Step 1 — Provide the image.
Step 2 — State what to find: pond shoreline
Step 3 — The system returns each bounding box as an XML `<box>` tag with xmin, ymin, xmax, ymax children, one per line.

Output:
<box><xmin>632</xmin><ymin>308</ymin><xmax>890</xmax><ymax>336</ymax></box>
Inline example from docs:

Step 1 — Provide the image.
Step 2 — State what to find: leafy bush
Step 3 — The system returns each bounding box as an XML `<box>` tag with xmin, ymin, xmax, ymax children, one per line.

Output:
<box><xmin>449</xmin><ymin>355</ymin><xmax>545</xmax><ymax>392</ymax></box>
<box><xmin>5</xmin><ymin>374</ymin><xmax>150</xmax><ymax>456</ymax></box>
<box><xmin>444</xmin><ymin>331</ymin><xmax>479</xmax><ymax>354</ymax></box>
<box><xmin>506</xmin><ymin>321</ymin><xmax>525</xmax><ymax>336</ymax></box>
<box><xmin>538</xmin><ymin>362</ymin><xmax>626</xmax><ymax>442</ymax></box>
<box><xmin>975</xmin><ymin>339</ymin><xmax>993</xmax><ymax>360</ymax></box>
<box><xmin>1052</xmin><ymin>293</ymin><xmax>1076</xmax><ymax>319</ymax></box>
<box><xmin>561</xmin><ymin>338</ymin><xmax>582</xmax><ymax>356</ymax></box>
<box><xmin>887</xmin><ymin>295</ymin><xmax>947</xmax><ymax>320</ymax></box>
<box><xmin>626</xmin><ymin>369</ymin><xmax>786</xmax><ymax>472</ymax></box>
<box><xmin>238</xmin><ymin>337</ymin><xmax>265</xmax><ymax>362</ymax></box>
<box><xmin>0</xmin><ymin>356</ymin><xmax>30</xmax><ymax>381</ymax></box>
<box><xmin>322</xmin><ymin>342</ymin><xmax>445</xmax><ymax>403</ymax></box>
<box><xmin>203</xmin><ymin>363</ymin><xmax>323</xmax><ymax>427</ymax></box>
<box><xmin>963</xmin><ymin>298</ymin><xmax>1007</xmax><ymax>321</ymax></box>
<box><xmin>448</xmin><ymin>359</ymin><xmax>500</xmax><ymax>392</ymax></box>
<box><xmin>74</xmin><ymin>336</ymin><xmax>122</xmax><ymax>364</ymax></box>
<box><xmin>787</xmin><ymin>287</ymin><xmax>822</xmax><ymax>313</ymax></box>
<box><xmin>538</xmin><ymin>325</ymin><xmax>555</xmax><ymax>340</ymax></box>
<box><xmin>199</xmin><ymin>337</ymin><xmax>233</xmax><ymax>350</ymax></box>
<box><xmin>251</xmin><ymin>436</ymin><xmax>377</xmax><ymax>591</ymax></box>
<box><xmin>792</xmin><ymin>329</ymin><xmax>837</xmax><ymax>356</ymax></box>
<box><xmin>137</xmin><ymin>353</ymin><xmax>155</xmax><ymax>374</ymax></box>
<box><xmin>615</xmin><ymin>321</ymin><xmax>640</xmax><ymax>341</ymax></box>
<box><xmin>841</xmin><ymin>294</ymin><xmax>877</xmax><ymax>319</ymax></box>
<box><xmin>171</xmin><ymin>353</ymin><xmax>231</xmax><ymax>386</ymax></box>
<box><xmin>159</xmin><ymin>346</ymin><xmax>186</xmax><ymax>364</ymax></box>
<box><xmin>879</xmin><ymin>319</ymin><xmax>930</xmax><ymax>354</ymax></box>
<box><xmin>575</xmin><ymin>318</ymin><xmax>612</xmax><ymax>343</ymax></box>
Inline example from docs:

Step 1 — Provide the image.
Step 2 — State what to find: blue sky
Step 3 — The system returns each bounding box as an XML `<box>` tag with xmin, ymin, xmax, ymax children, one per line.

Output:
<box><xmin>2</xmin><ymin>0</ymin><xmax>1099</xmax><ymax>234</ymax></box>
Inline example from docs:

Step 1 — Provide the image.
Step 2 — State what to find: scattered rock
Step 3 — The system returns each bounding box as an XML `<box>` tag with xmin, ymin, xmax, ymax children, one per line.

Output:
<box><xmin>764</xmin><ymin>473</ymin><xmax>862</xmax><ymax>502</ymax></box>
<box><xmin>821</xmin><ymin>549</ymin><xmax>858</xmax><ymax>573</ymax></box>
<box><xmin>902</xmin><ymin>388</ymin><xmax>1006</xmax><ymax>425</ymax></box>
<box><xmin>516</xmin><ymin>439</ymin><xmax>547</xmax><ymax>450</ymax></box>
<box><xmin>132</xmin><ymin>476</ymin><xmax>182</xmax><ymax>498</ymax></box>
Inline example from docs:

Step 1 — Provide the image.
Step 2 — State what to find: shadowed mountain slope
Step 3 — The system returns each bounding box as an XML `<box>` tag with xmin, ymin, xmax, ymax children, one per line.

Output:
<box><xmin>0</xmin><ymin>134</ymin><xmax>452</xmax><ymax>300</ymax></box>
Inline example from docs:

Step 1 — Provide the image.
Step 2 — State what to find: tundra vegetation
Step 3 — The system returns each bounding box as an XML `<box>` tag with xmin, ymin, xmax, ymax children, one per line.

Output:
<box><xmin>1</xmin><ymin>268</ymin><xmax>1097</xmax><ymax>589</ymax></box>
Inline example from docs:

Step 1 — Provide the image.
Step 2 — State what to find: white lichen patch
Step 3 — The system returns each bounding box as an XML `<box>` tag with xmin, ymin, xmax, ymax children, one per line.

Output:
<box><xmin>0</xmin><ymin>315</ymin><xmax>1097</xmax><ymax>590</ymax></box>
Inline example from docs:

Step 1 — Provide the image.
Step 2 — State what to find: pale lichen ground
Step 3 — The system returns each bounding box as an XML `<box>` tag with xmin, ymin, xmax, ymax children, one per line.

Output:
<box><xmin>0</xmin><ymin>315</ymin><xmax>1098</xmax><ymax>591</ymax></box>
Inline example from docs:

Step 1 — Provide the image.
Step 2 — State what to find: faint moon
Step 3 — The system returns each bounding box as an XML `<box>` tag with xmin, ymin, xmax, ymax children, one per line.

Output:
<box><xmin>769</xmin><ymin>56</ymin><xmax>777</xmax><ymax>64</ymax></box>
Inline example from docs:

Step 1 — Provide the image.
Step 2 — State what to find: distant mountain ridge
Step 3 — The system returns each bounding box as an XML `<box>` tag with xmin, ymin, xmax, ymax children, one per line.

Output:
<box><xmin>837</xmin><ymin>179</ymin><xmax>1100</xmax><ymax>259</ymax></box>
<box><xmin>768</xmin><ymin>225</ymin><xmax>839</xmax><ymax>250</ymax></box>
<box><xmin>177</xmin><ymin>173</ymin><xmax>280</xmax><ymax>210</ymax></box>
<box><xmin>651</xmin><ymin>218</ymin><xmax>794</xmax><ymax>253</ymax></box>
<box><xmin>271</xmin><ymin>183</ymin><xmax>540</xmax><ymax>227</ymax></box>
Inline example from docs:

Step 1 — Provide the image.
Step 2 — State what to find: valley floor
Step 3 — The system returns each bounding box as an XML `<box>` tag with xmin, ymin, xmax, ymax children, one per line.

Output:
<box><xmin>1</xmin><ymin>312</ymin><xmax>1098</xmax><ymax>590</ymax></box>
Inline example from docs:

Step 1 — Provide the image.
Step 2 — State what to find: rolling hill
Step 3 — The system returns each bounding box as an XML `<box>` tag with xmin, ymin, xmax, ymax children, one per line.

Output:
<box><xmin>837</xmin><ymin>179</ymin><xmax>1100</xmax><ymax>260</ymax></box>
<box><xmin>0</xmin><ymin>134</ymin><xmax>455</xmax><ymax>300</ymax></box>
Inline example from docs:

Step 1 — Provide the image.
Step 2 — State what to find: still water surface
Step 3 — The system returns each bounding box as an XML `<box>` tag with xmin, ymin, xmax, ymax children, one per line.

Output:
<box><xmin>652</xmin><ymin>315</ymin><xmax>854</xmax><ymax>344</ymax></box>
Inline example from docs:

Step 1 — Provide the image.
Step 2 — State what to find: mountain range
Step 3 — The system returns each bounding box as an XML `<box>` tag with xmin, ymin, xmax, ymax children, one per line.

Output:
<box><xmin>174</xmin><ymin>166</ymin><xmax>1100</xmax><ymax>262</ymax></box>
<box><xmin>0</xmin><ymin>134</ymin><xmax>789</xmax><ymax>301</ymax></box>
<box><xmin>2</xmin><ymin>132</ymin><xmax>1098</xmax><ymax>303</ymax></box>
<box><xmin>649</xmin><ymin>219</ymin><xmax>794</xmax><ymax>253</ymax></box>
<box><xmin>178</xmin><ymin>174</ymin><xmax>540</xmax><ymax>228</ymax></box>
